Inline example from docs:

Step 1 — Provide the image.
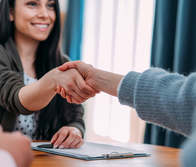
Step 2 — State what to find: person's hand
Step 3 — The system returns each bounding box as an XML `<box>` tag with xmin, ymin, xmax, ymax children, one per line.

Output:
<box><xmin>0</xmin><ymin>126</ymin><xmax>33</xmax><ymax>167</ymax></box>
<box><xmin>54</xmin><ymin>68</ymin><xmax>99</xmax><ymax>104</ymax></box>
<box><xmin>57</xmin><ymin>60</ymin><xmax>124</xmax><ymax>101</ymax></box>
<box><xmin>57</xmin><ymin>61</ymin><xmax>99</xmax><ymax>103</ymax></box>
<box><xmin>50</xmin><ymin>126</ymin><xmax>84</xmax><ymax>149</ymax></box>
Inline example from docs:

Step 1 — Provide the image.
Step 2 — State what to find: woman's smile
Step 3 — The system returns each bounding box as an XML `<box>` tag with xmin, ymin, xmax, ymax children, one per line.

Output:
<box><xmin>31</xmin><ymin>23</ymin><xmax>50</xmax><ymax>31</ymax></box>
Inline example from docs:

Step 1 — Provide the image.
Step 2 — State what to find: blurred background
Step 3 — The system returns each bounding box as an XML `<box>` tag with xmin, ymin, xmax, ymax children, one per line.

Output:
<box><xmin>58</xmin><ymin>0</ymin><xmax>196</xmax><ymax>149</ymax></box>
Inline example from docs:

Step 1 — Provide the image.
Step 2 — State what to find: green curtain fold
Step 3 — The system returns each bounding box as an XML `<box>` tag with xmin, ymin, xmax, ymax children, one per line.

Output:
<box><xmin>145</xmin><ymin>0</ymin><xmax>196</xmax><ymax>148</ymax></box>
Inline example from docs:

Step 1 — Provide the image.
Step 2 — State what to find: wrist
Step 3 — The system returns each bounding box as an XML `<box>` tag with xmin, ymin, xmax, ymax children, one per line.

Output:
<box><xmin>90</xmin><ymin>69</ymin><xmax>124</xmax><ymax>96</ymax></box>
<box><xmin>89</xmin><ymin>68</ymin><xmax>100</xmax><ymax>91</ymax></box>
<box><xmin>47</xmin><ymin>68</ymin><xmax>60</xmax><ymax>91</ymax></box>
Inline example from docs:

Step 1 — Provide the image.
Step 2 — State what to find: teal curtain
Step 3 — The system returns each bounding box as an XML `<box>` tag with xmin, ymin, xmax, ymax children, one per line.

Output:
<box><xmin>62</xmin><ymin>0</ymin><xmax>84</xmax><ymax>61</ymax></box>
<box><xmin>144</xmin><ymin>0</ymin><xmax>196</xmax><ymax>148</ymax></box>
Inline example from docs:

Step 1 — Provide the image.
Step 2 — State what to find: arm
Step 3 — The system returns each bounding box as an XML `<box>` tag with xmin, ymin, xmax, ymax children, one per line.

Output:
<box><xmin>20</xmin><ymin>67</ymin><xmax>101</xmax><ymax>111</ymax></box>
<box><xmin>118</xmin><ymin>68</ymin><xmax>196</xmax><ymax>136</ymax></box>
<box><xmin>0</xmin><ymin>126</ymin><xmax>33</xmax><ymax>167</ymax></box>
<box><xmin>57</xmin><ymin>60</ymin><xmax>124</xmax><ymax>99</ymax></box>
<box><xmin>58</xmin><ymin>61</ymin><xmax>196</xmax><ymax>136</ymax></box>
<box><xmin>0</xmin><ymin>47</ymin><xmax>97</xmax><ymax>112</ymax></box>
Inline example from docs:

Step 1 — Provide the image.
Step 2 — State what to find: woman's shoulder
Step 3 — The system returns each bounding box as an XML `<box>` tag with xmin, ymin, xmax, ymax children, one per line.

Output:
<box><xmin>0</xmin><ymin>43</ymin><xmax>7</xmax><ymax>53</ymax></box>
<box><xmin>0</xmin><ymin>44</ymin><xmax>11</xmax><ymax>61</ymax></box>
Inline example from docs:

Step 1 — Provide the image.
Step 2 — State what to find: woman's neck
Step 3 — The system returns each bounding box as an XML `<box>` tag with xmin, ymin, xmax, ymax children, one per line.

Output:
<box><xmin>14</xmin><ymin>32</ymin><xmax>39</xmax><ymax>79</ymax></box>
<box><xmin>14</xmin><ymin>33</ymin><xmax>39</xmax><ymax>61</ymax></box>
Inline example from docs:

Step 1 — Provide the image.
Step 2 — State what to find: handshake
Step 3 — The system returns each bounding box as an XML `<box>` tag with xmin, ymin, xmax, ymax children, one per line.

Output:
<box><xmin>56</xmin><ymin>60</ymin><xmax>124</xmax><ymax>104</ymax></box>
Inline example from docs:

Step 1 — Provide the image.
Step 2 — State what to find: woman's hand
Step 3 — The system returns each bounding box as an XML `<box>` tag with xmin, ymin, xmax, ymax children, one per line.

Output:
<box><xmin>57</xmin><ymin>60</ymin><xmax>123</xmax><ymax>104</ymax></box>
<box><xmin>56</xmin><ymin>61</ymin><xmax>100</xmax><ymax>103</ymax></box>
<box><xmin>50</xmin><ymin>126</ymin><xmax>84</xmax><ymax>149</ymax></box>
<box><xmin>19</xmin><ymin>67</ymin><xmax>98</xmax><ymax>111</ymax></box>
<box><xmin>54</xmin><ymin>68</ymin><xmax>98</xmax><ymax>104</ymax></box>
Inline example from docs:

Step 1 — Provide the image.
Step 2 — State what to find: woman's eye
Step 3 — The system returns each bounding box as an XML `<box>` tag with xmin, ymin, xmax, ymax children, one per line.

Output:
<box><xmin>28</xmin><ymin>2</ymin><xmax>37</xmax><ymax>7</ymax></box>
<box><xmin>47</xmin><ymin>3</ymin><xmax>55</xmax><ymax>8</ymax></box>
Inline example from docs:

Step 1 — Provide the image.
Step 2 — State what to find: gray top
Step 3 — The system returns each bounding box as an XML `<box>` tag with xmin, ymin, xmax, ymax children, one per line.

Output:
<box><xmin>117</xmin><ymin>68</ymin><xmax>196</xmax><ymax>167</ymax></box>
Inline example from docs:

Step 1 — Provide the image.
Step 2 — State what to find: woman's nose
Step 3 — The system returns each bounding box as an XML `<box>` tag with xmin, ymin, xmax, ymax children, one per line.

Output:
<box><xmin>37</xmin><ymin>5</ymin><xmax>49</xmax><ymax>18</ymax></box>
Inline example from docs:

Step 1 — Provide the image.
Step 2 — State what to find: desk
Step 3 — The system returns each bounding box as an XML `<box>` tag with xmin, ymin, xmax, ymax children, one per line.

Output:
<box><xmin>31</xmin><ymin>142</ymin><xmax>180</xmax><ymax>167</ymax></box>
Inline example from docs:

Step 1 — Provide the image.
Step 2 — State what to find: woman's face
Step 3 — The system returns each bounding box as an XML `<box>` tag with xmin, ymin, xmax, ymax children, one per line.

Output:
<box><xmin>12</xmin><ymin>0</ymin><xmax>56</xmax><ymax>41</ymax></box>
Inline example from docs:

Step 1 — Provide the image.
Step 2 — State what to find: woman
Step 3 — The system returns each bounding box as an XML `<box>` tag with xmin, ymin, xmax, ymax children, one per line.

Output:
<box><xmin>0</xmin><ymin>0</ymin><xmax>97</xmax><ymax>149</ymax></box>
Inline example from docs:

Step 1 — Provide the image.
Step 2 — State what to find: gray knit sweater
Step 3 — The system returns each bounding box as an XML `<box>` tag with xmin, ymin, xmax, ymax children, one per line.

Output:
<box><xmin>118</xmin><ymin>68</ymin><xmax>196</xmax><ymax>167</ymax></box>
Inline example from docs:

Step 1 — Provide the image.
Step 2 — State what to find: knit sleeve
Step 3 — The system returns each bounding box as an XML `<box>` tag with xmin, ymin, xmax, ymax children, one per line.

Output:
<box><xmin>118</xmin><ymin>68</ymin><xmax>196</xmax><ymax>136</ymax></box>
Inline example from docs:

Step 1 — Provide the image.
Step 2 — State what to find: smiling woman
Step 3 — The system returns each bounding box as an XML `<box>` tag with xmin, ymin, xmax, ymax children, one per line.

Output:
<box><xmin>11</xmin><ymin>0</ymin><xmax>56</xmax><ymax>42</ymax></box>
<box><xmin>0</xmin><ymin>0</ymin><xmax>97</xmax><ymax>150</ymax></box>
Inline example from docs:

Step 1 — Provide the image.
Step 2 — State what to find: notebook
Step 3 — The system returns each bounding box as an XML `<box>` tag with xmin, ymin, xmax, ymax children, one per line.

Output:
<box><xmin>31</xmin><ymin>142</ymin><xmax>150</xmax><ymax>160</ymax></box>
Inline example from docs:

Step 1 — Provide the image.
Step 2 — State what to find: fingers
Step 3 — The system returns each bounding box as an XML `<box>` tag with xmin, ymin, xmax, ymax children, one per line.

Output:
<box><xmin>57</xmin><ymin>86</ymin><xmax>91</xmax><ymax>104</ymax></box>
<box><xmin>58</xmin><ymin>61</ymin><xmax>79</xmax><ymax>71</ymax></box>
<box><xmin>53</xmin><ymin>130</ymin><xmax>69</xmax><ymax>149</ymax></box>
<box><xmin>50</xmin><ymin>132</ymin><xmax>59</xmax><ymax>144</ymax></box>
<box><xmin>52</xmin><ymin>127</ymin><xmax>84</xmax><ymax>149</ymax></box>
<box><xmin>60</xmin><ymin>88</ymin><xmax>67</xmax><ymax>99</ymax></box>
<box><xmin>57</xmin><ymin>65</ymin><xmax>99</xmax><ymax>102</ymax></box>
<box><xmin>75</xmin><ymin>75</ymin><xmax>99</xmax><ymax>95</ymax></box>
<box><xmin>56</xmin><ymin>87</ymin><xmax>83</xmax><ymax>104</ymax></box>
<box><xmin>66</xmin><ymin>95</ymin><xmax>73</xmax><ymax>103</ymax></box>
<box><xmin>74</xmin><ymin>140</ymin><xmax>84</xmax><ymax>149</ymax></box>
<box><xmin>60</xmin><ymin>88</ymin><xmax>87</xmax><ymax>104</ymax></box>
<box><xmin>69</xmin><ymin>135</ymin><xmax>84</xmax><ymax>148</ymax></box>
<box><xmin>57</xmin><ymin>86</ymin><xmax>85</xmax><ymax>102</ymax></box>
<box><xmin>56</xmin><ymin>85</ymin><xmax>61</xmax><ymax>93</ymax></box>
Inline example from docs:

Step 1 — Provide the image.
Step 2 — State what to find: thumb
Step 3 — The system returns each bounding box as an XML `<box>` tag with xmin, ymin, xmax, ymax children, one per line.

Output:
<box><xmin>58</xmin><ymin>61</ymin><xmax>79</xmax><ymax>71</ymax></box>
<box><xmin>58</xmin><ymin>63</ymin><xmax>69</xmax><ymax>71</ymax></box>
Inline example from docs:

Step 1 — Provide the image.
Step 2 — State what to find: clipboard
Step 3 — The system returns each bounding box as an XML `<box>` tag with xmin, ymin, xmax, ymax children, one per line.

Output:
<box><xmin>31</xmin><ymin>142</ymin><xmax>150</xmax><ymax>160</ymax></box>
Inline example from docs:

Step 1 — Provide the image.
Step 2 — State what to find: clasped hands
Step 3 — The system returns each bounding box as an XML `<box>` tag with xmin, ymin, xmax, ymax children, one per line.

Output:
<box><xmin>55</xmin><ymin>60</ymin><xmax>99</xmax><ymax>104</ymax></box>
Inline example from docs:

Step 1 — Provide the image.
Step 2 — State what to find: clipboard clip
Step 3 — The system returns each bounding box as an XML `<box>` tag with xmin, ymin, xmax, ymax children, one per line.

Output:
<box><xmin>102</xmin><ymin>152</ymin><xmax>134</xmax><ymax>158</ymax></box>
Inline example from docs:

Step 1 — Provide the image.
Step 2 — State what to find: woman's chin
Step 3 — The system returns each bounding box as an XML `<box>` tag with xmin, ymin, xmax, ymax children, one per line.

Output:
<box><xmin>34</xmin><ymin>36</ymin><xmax>49</xmax><ymax>42</ymax></box>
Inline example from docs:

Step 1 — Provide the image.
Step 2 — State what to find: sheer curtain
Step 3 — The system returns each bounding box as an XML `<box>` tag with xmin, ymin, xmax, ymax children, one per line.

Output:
<box><xmin>82</xmin><ymin>0</ymin><xmax>155</xmax><ymax>143</ymax></box>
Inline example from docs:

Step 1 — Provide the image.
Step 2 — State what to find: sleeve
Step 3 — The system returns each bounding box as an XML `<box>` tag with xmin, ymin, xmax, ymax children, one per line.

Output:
<box><xmin>118</xmin><ymin>68</ymin><xmax>196</xmax><ymax>136</ymax></box>
<box><xmin>0</xmin><ymin>149</ymin><xmax>17</xmax><ymax>167</ymax></box>
<box><xmin>180</xmin><ymin>110</ymin><xmax>196</xmax><ymax>167</ymax></box>
<box><xmin>0</xmin><ymin>46</ymin><xmax>33</xmax><ymax>115</ymax></box>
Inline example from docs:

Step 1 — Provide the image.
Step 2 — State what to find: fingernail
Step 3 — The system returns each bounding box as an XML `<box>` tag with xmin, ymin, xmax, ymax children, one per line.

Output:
<box><xmin>59</xmin><ymin>145</ymin><xmax>64</xmax><ymax>149</ymax></box>
<box><xmin>53</xmin><ymin>145</ymin><xmax>58</xmax><ymax>149</ymax></box>
<box><xmin>65</xmin><ymin>146</ymin><xmax>69</xmax><ymax>149</ymax></box>
<box><xmin>71</xmin><ymin>147</ymin><xmax>75</xmax><ymax>149</ymax></box>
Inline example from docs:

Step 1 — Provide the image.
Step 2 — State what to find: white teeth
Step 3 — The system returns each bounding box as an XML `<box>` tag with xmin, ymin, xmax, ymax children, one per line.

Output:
<box><xmin>34</xmin><ymin>24</ymin><xmax>48</xmax><ymax>28</ymax></box>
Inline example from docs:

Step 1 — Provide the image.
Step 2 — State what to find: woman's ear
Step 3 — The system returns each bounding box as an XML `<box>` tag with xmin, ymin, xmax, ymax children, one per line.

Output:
<box><xmin>10</xmin><ymin>8</ymin><xmax>14</xmax><ymax>21</ymax></box>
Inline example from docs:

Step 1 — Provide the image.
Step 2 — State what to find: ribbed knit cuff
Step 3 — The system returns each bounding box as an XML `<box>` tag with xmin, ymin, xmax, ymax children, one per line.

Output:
<box><xmin>118</xmin><ymin>71</ymin><xmax>141</xmax><ymax>108</ymax></box>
